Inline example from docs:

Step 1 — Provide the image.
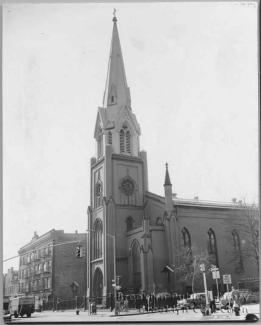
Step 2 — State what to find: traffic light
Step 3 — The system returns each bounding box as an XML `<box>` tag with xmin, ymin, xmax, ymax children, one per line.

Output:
<box><xmin>76</xmin><ymin>246</ymin><xmax>82</xmax><ymax>258</ymax></box>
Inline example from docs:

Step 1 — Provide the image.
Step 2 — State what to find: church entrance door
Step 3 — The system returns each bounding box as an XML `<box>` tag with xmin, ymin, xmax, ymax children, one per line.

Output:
<box><xmin>93</xmin><ymin>267</ymin><xmax>103</xmax><ymax>304</ymax></box>
<box><xmin>131</xmin><ymin>240</ymin><xmax>142</xmax><ymax>293</ymax></box>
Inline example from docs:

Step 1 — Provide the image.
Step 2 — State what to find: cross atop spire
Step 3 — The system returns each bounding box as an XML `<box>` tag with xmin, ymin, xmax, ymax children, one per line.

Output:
<box><xmin>113</xmin><ymin>8</ymin><xmax>117</xmax><ymax>22</ymax></box>
<box><xmin>164</xmin><ymin>163</ymin><xmax>172</xmax><ymax>186</ymax></box>
<box><xmin>103</xmin><ymin>12</ymin><xmax>131</xmax><ymax>109</ymax></box>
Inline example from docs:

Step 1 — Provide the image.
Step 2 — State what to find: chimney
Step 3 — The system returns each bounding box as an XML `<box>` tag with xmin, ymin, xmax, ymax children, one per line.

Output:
<box><xmin>194</xmin><ymin>196</ymin><xmax>199</xmax><ymax>201</ymax></box>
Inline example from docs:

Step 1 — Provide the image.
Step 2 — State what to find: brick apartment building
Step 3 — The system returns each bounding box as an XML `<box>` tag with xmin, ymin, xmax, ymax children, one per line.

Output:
<box><xmin>18</xmin><ymin>229</ymin><xmax>86</xmax><ymax>309</ymax></box>
<box><xmin>4</xmin><ymin>267</ymin><xmax>19</xmax><ymax>297</ymax></box>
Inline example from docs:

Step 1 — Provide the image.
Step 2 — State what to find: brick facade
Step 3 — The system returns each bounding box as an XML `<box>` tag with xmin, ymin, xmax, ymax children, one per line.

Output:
<box><xmin>86</xmin><ymin>16</ymin><xmax>259</xmax><ymax>299</ymax></box>
<box><xmin>18</xmin><ymin>229</ymin><xmax>86</xmax><ymax>309</ymax></box>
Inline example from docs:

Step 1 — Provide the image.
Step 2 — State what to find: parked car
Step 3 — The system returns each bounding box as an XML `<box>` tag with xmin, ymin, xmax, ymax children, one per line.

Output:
<box><xmin>187</xmin><ymin>292</ymin><xmax>213</xmax><ymax>309</ymax></box>
<box><xmin>177</xmin><ymin>299</ymin><xmax>194</xmax><ymax>309</ymax></box>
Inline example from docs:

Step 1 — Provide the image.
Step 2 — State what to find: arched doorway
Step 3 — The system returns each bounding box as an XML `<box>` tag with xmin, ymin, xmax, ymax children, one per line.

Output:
<box><xmin>93</xmin><ymin>267</ymin><xmax>103</xmax><ymax>304</ymax></box>
<box><xmin>131</xmin><ymin>240</ymin><xmax>142</xmax><ymax>293</ymax></box>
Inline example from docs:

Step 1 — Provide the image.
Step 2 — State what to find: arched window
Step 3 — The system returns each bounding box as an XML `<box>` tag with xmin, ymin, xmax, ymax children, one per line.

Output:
<box><xmin>182</xmin><ymin>227</ymin><xmax>193</xmax><ymax>264</ymax></box>
<box><xmin>95</xmin><ymin>181</ymin><xmax>103</xmax><ymax>208</ymax></box>
<box><xmin>207</xmin><ymin>228</ymin><xmax>218</xmax><ymax>267</ymax></box>
<box><xmin>156</xmin><ymin>217</ymin><xmax>163</xmax><ymax>226</ymax></box>
<box><xmin>108</xmin><ymin>131</ymin><xmax>112</xmax><ymax>145</ymax></box>
<box><xmin>119</xmin><ymin>125</ymin><xmax>131</xmax><ymax>154</ymax></box>
<box><xmin>232</xmin><ymin>229</ymin><xmax>244</xmax><ymax>272</ymax></box>
<box><xmin>93</xmin><ymin>219</ymin><xmax>103</xmax><ymax>259</ymax></box>
<box><xmin>126</xmin><ymin>216</ymin><xmax>134</xmax><ymax>232</ymax></box>
<box><xmin>120</xmin><ymin>129</ymin><xmax>125</xmax><ymax>153</ymax></box>
<box><xmin>182</xmin><ymin>227</ymin><xmax>191</xmax><ymax>250</ymax></box>
<box><xmin>126</xmin><ymin>130</ymin><xmax>131</xmax><ymax>153</ymax></box>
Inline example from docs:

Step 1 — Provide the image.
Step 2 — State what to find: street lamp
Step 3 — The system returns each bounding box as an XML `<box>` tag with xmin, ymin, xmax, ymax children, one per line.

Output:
<box><xmin>87</xmin><ymin>229</ymin><xmax>118</xmax><ymax>316</ymax></box>
<box><xmin>199</xmin><ymin>264</ymin><xmax>209</xmax><ymax>306</ymax></box>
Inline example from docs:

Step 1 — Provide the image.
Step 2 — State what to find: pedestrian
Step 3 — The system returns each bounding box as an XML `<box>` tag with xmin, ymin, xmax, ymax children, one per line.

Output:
<box><xmin>233</xmin><ymin>300</ymin><xmax>240</xmax><ymax>316</ymax></box>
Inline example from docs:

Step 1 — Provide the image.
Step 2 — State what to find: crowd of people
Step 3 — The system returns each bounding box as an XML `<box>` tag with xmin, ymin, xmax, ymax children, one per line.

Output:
<box><xmin>107</xmin><ymin>292</ymin><xmax>191</xmax><ymax>314</ymax></box>
<box><xmin>89</xmin><ymin>291</ymin><xmax>242</xmax><ymax>317</ymax></box>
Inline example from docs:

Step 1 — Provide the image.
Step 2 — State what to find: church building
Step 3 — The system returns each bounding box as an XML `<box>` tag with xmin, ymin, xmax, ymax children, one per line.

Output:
<box><xmin>86</xmin><ymin>14</ymin><xmax>259</xmax><ymax>300</ymax></box>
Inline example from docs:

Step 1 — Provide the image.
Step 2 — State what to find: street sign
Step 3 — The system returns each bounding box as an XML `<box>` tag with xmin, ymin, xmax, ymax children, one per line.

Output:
<box><xmin>212</xmin><ymin>270</ymin><xmax>220</xmax><ymax>279</ymax></box>
<box><xmin>199</xmin><ymin>264</ymin><xmax>205</xmax><ymax>272</ymax></box>
<box><xmin>223</xmin><ymin>274</ymin><xmax>232</xmax><ymax>284</ymax></box>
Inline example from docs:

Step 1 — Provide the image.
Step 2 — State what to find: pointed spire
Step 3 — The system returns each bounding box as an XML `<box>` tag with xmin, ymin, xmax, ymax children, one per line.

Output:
<box><xmin>103</xmin><ymin>10</ymin><xmax>131</xmax><ymax>109</ymax></box>
<box><xmin>164</xmin><ymin>163</ymin><xmax>172</xmax><ymax>186</ymax></box>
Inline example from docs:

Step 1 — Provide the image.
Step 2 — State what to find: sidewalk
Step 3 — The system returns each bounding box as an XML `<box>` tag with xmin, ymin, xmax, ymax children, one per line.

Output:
<box><xmin>6</xmin><ymin>304</ymin><xmax>259</xmax><ymax>323</ymax></box>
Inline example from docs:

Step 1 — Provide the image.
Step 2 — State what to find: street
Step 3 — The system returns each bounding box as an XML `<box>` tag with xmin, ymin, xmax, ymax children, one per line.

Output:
<box><xmin>5</xmin><ymin>304</ymin><xmax>259</xmax><ymax>323</ymax></box>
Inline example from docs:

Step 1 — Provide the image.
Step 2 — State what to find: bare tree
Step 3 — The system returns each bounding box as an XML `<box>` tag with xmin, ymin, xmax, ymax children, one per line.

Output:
<box><xmin>241</xmin><ymin>203</ymin><xmax>259</xmax><ymax>272</ymax></box>
<box><xmin>225</xmin><ymin>203</ymin><xmax>259</xmax><ymax>273</ymax></box>
<box><xmin>174</xmin><ymin>247</ymin><xmax>216</xmax><ymax>294</ymax></box>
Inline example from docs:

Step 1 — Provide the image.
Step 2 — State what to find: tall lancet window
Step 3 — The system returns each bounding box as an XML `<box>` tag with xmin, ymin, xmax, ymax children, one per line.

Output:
<box><xmin>97</xmin><ymin>128</ymin><xmax>103</xmax><ymax>158</ymax></box>
<box><xmin>119</xmin><ymin>125</ymin><xmax>131</xmax><ymax>154</ymax></box>
<box><xmin>182</xmin><ymin>227</ymin><xmax>193</xmax><ymax>265</ymax></box>
<box><xmin>95</xmin><ymin>181</ymin><xmax>103</xmax><ymax>208</ymax></box>
<box><xmin>93</xmin><ymin>219</ymin><xmax>103</xmax><ymax>259</ymax></box>
<box><xmin>108</xmin><ymin>131</ymin><xmax>112</xmax><ymax>145</ymax></box>
<box><xmin>120</xmin><ymin>129</ymin><xmax>125</xmax><ymax>153</ymax></box>
<box><xmin>126</xmin><ymin>130</ymin><xmax>131</xmax><ymax>153</ymax></box>
<box><xmin>207</xmin><ymin>228</ymin><xmax>219</xmax><ymax>267</ymax></box>
<box><xmin>232</xmin><ymin>229</ymin><xmax>244</xmax><ymax>272</ymax></box>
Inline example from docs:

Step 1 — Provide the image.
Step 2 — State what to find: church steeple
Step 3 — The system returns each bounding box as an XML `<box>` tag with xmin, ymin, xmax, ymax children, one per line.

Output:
<box><xmin>103</xmin><ymin>10</ymin><xmax>131</xmax><ymax>109</ymax></box>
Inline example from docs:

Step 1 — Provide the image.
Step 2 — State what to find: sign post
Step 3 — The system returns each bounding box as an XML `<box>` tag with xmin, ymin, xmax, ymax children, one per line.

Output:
<box><xmin>223</xmin><ymin>274</ymin><xmax>232</xmax><ymax>293</ymax></box>
<box><xmin>211</xmin><ymin>267</ymin><xmax>220</xmax><ymax>300</ymax></box>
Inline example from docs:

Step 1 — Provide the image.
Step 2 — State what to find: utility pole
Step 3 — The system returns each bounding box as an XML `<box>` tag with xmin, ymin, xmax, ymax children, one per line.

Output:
<box><xmin>107</xmin><ymin>233</ymin><xmax>118</xmax><ymax>316</ymax></box>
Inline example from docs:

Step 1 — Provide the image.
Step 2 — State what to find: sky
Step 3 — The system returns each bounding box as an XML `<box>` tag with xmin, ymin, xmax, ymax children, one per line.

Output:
<box><xmin>3</xmin><ymin>2</ymin><xmax>258</xmax><ymax>272</ymax></box>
